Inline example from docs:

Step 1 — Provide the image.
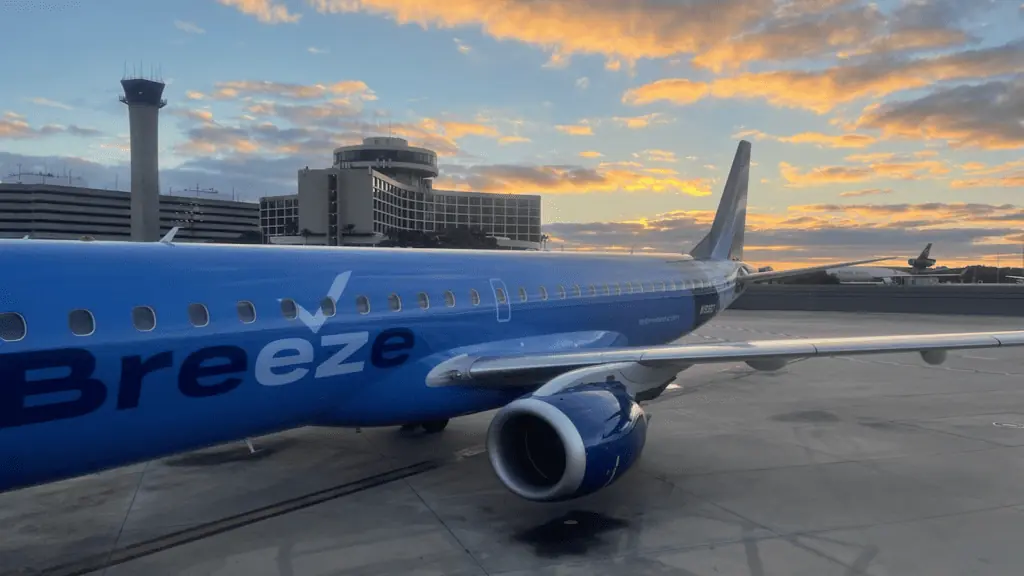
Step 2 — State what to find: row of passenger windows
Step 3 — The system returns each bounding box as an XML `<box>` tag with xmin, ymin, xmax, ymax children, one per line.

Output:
<box><xmin>0</xmin><ymin>277</ymin><xmax>725</xmax><ymax>342</ymax></box>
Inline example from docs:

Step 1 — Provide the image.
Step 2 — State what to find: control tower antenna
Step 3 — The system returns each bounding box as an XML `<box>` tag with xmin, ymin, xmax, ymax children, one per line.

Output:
<box><xmin>119</xmin><ymin>64</ymin><xmax>167</xmax><ymax>242</ymax></box>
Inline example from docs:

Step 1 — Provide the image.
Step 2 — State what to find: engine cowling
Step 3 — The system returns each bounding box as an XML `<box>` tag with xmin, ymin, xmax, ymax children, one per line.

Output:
<box><xmin>486</xmin><ymin>382</ymin><xmax>648</xmax><ymax>502</ymax></box>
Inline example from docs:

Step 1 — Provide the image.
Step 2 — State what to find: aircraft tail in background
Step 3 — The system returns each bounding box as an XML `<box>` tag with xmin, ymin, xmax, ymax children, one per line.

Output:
<box><xmin>688</xmin><ymin>140</ymin><xmax>750</xmax><ymax>262</ymax></box>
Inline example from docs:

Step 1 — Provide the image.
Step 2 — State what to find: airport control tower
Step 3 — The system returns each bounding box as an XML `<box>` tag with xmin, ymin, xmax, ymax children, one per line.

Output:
<box><xmin>119</xmin><ymin>74</ymin><xmax>167</xmax><ymax>242</ymax></box>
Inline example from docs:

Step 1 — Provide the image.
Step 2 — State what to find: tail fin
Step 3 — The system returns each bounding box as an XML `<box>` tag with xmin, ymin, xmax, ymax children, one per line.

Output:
<box><xmin>918</xmin><ymin>243</ymin><xmax>932</xmax><ymax>260</ymax></box>
<box><xmin>688</xmin><ymin>140</ymin><xmax>750</xmax><ymax>261</ymax></box>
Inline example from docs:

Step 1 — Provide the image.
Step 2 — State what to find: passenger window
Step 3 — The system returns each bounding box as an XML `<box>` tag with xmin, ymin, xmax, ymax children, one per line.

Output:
<box><xmin>602</xmin><ymin>284</ymin><xmax>610</xmax><ymax>295</ymax></box>
<box><xmin>658</xmin><ymin>282</ymin><xmax>666</xmax><ymax>292</ymax></box>
<box><xmin>69</xmin><ymin>309</ymin><xmax>95</xmax><ymax>336</ymax></box>
<box><xmin>637</xmin><ymin>283</ymin><xmax>644</xmax><ymax>293</ymax></box>
<box><xmin>518</xmin><ymin>287</ymin><xmax>528</xmax><ymax>302</ymax></box>
<box><xmin>389</xmin><ymin>293</ymin><xmax>403</xmax><ymax>311</ymax></box>
<box><xmin>668</xmin><ymin>280</ymin><xmax>677</xmax><ymax>290</ymax></box>
<box><xmin>496</xmin><ymin>288</ymin><xmax>507</xmax><ymax>304</ymax></box>
<box><xmin>539</xmin><ymin>286</ymin><xmax>549</xmax><ymax>300</ymax></box>
<box><xmin>356</xmin><ymin>295</ymin><xmax>371</xmax><ymax>314</ymax></box>
<box><xmin>321</xmin><ymin>297</ymin><xmax>337</xmax><ymax>317</ymax></box>
<box><xmin>280</xmin><ymin>299</ymin><xmax>298</xmax><ymax>320</ymax></box>
<box><xmin>614</xmin><ymin>283</ymin><xmax>622</xmax><ymax>295</ymax></box>
<box><xmin>0</xmin><ymin>312</ymin><xmax>27</xmax><ymax>342</ymax></box>
<box><xmin>587</xmin><ymin>285</ymin><xmax>596</xmax><ymax>297</ymax></box>
<box><xmin>132</xmin><ymin>306</ymin><xmax>156</xmax><ymax>332</ymax></box>
<box><xmin>572</xmin><ymin>285</ymin><xmax>582</xmax><ymax>297</ymax></box>
<box><xmin>417</xmin><ymin>292</ymin><xmax>430</xmax><ymax>309</ymax></box>
<box><xmin>188</xmin><ymin>303</ymin><xmax>209</xmax><ymax>327</ymax></box>
<box><xmin>470</xmin><ymin>289</ymin><xmax>481</xmax><ymax>306</ymax></box>
<box><xmin>625</xmin><ymin>282</ymin><xmax>633</xmax><ymax>294</ymax></box>
<box><xmin>443</xmin><ymin>290</ymin><xmax>456</xmax><ymax>307</ymax></box>
<box><xmin>236</xmin><ymin>301</ymin><xmax>256</xmax><ymax>324</ymax></box>
<box><xmin>557</xmin><ymin>285</ymin><xmax>567</xmax><ymax>299</ymax></box>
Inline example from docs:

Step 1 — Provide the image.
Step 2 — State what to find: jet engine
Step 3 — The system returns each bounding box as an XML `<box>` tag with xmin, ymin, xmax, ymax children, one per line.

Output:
<box><xmin>486</xmin><ymin>382</ymin><xmax>648</xmax><ymax>502</ymax></box>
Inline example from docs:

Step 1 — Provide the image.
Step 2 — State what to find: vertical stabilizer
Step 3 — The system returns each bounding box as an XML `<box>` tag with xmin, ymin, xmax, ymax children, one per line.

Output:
<box><xmin>918</xmin><ymin>243</ymin><xmax>932</xmax><ymax>260</ymax></box>
<box><xmin>688</xmin><ymin>140</ymin><xmax>750</xmax><ymax>261</ymax></box>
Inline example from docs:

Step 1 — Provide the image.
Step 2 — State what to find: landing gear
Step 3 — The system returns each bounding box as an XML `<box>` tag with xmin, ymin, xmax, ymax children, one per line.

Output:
<box><xmin>399</xmin><ymin>419</ymin><xmax>450</xmax><ymax>434</ymax></box>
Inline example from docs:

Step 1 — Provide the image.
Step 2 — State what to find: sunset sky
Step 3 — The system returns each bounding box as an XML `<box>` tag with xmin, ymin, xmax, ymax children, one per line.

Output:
<box><xmin>1</xmin><ymin>0</ymin><xmax>1022</xmax><ymax>269</ymax></box>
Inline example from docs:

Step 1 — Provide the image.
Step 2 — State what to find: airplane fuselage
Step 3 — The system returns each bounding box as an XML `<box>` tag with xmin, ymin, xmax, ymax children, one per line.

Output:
<box><xmin>0</xmin><ymin>240</ymin><xmax>749</xmax><ymax>492</ymax></box>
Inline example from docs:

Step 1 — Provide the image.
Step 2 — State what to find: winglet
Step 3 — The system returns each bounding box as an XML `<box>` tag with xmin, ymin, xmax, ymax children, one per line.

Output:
<box><xmin>160</xmin><ymin>227</ymin><xmax>180</xmax><ymax>244</ymax></box>
<box><xmin>689</xmin><ymin>140</ymin><xmax>750</xmax><ymax>262</ymax></box>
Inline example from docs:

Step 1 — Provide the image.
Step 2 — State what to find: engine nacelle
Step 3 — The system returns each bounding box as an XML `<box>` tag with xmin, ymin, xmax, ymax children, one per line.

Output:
<box><xmin>486</xmin><ymin>382</ymin><xmax>648</xmax><ymax>502</ymax></box>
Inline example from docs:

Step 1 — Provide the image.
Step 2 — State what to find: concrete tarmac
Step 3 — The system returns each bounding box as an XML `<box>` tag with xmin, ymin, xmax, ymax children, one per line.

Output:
<box><xmin>4</xmin><ymin>311</ymin><xmax>1024</xmax><ymax>576</ymax></box>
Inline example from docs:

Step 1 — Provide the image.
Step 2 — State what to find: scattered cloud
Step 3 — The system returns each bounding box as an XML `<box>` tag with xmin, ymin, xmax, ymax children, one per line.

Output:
<box><xmin>174</xmin><ymin>20</ymin><xmax>206</xmax><ymax>34</ymax></box>
<box><xmin>436</xmin><ymin>161</ymin><xmax>711</xmax><ymax>196</ymax></box>
<box><xmin>611</xmin><ymin>113</ymin><xmax>667</xmax><ymax>130</ymax></box>
<box><xmin>545</xmin><ymin>201</ymin><xmax>1024</xmax><ymax>265</ymax></box>
<box><xmin>856</xmin><ymin>78</ymin><xmax>1024</xmax><ymax>150</ymax></box>
<box><xmin>185</xmin><ymin>90</ymin><xmax>206</xmax><ymax>100</ymax></box>
<box><xmin>555</xmin><ymin>123</ymin><xmax>594</xmax><ymax>136</ymax></box>
<box><xmin>193</xmin><ymin>79</ymin><xmax>376</xmax><ymax>101</ymax></box>
<box><xmin>575</xmin><ymin>77</ymin><xmax>590</xmax><ymax>90</ymax></box>
<box><xmin>454</xmin><ymin>38</ymin><xmax>472</xmax><ymax>54</ymax></box>
<box><xmin>839</xmin><ymin>188</ymin><xmax>893</xmax><ymax>198</ymax></box>
<box><xmin>735</xmin><ymin>129</ymin><xmax>877</xmax><ymax>148</ymax></box>
<box><xmin>579</xmin><ymin>151</ymin><xmax>603</xmax><ymax>158</ymax></box>
<box><xmin>308</xmin><ymin>46</ymin><xmax>329</xmax><ymax>54</ymax></box>
<box><xmin>640</xmin><ymin>149</ymin><xmax>677</xmax><ymax>163</ymax></box>
<box><xmin>499</xmin><ymin>136</ymin><xmax>531</xmax><ymax>145</ymax></box>
<box><xmin>624</xmin><ymin>39</ymin><xmax>1024</xmax><ymax>114</ymax></box>
<box><xmin>217</xmin><ymin>0</ymin><xmax>301</xmax><ymax>24</ymax></box>
<box><xmin>25</xmin><ymin>97</ymin><xmax>72</xmax><ymax>110</ymax></box>
<box><xmin>0</xmin><ymin>112</ymin><xmax>101</xmax><ymax>140</ymax></box>
<box><xmin>779</xmin><ymin>155</ymin><xmax>951</xmax><ymax>187</ymax></box>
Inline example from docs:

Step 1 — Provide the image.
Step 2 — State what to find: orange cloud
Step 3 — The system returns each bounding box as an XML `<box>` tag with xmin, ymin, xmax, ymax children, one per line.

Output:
<box><xmin>611</xmin><ymin>113</ymin><xmax>666</xmax><ymax>129</ymax></box>
<box><xmin>555</xmin><ymin>123</ymin><xmax>594</xmax><ymax>136</ymax></box>
<box><xmin>217</xmin><ymin>0</ymin><xmax>301</xmax><ymax>23</ymax></box>
<box><xmin>499</xmin><ymin>136</ymin><xmax>531</xmax><ymax>145</ymax></box>
<box><xmin>625</xmin><ymin>40</ymin><xmax>1024</xmax><ymax>114</ymax></box>
<box><xmin>309</xmin><ymin>0</ymin><xmax>776</xmax><ymax>69</ymax></box>
<box><xmin>435</xmin><ymin>162</ymin><xmax>711</xmax><ymax>196</ymax></box>
<box><xmin>579</xmin><ymin>151</ymin><xmax>603</xmax><ymax>158</ymax></box>
<box><xmin>839</xmin><ymin>188</ymin><xmax>893</xmax><ymax>198</ymax></box>
<box><xmin>779</xmin><ymin>157</ymin><xmax>950</xmax><ymax>186</ymax></box>
<box><xmin>736</xmin><ymin>129</ymin><xmax>877</xmax><ymax>148</ymax></box>
<box><xmin>856</xmin><ymin>78</ymin><xmax>1024</xmax><ymax>150</ymax></box>
<box><xmin>209</xmin><ymin>80</ymin><xmax>376</xmax><ymax>101</ymax></box>
<box><xmin>0</xmin><ymin>111</ymin><xmax>102</xmax><ymax>140</ymax></box>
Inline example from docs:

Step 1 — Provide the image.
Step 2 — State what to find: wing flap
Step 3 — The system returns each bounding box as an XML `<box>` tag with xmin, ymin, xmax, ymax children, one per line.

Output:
<box><xmin>428</xmin><ymin>330</ymin><xmax>1024</xmax><ymax>387</ymax></box>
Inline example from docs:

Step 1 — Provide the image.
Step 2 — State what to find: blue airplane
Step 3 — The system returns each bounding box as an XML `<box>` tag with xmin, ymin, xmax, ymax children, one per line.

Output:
<box><xmin>2</xmin><ymin>140</ymin><xmax>1024</xmax><ymax>503</ymax></box>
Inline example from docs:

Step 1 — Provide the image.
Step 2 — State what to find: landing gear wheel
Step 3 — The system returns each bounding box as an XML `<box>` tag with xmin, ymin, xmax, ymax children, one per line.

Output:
<box><xmin>421</xmin><ymin>419</ymin><xmax>450</xmax><ymax>434</ymax></box>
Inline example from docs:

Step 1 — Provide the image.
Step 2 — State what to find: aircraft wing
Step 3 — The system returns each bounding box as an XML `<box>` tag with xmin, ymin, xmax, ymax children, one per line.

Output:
<box><xmin>427</xmin><ymin>330</ymin><xmax>1024</xmax><ymax>387</ymax></box>
<box><xmin>740</xmin><ymin>256</ymin><xmax>896</xmax><ymax>283</ymax></box>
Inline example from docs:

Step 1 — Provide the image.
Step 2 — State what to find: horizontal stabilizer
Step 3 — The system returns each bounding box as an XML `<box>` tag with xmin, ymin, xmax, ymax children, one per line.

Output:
<box><xmin>740</xmin><ymin>256</ymin><xmax>896</xmax><ymax>284</ymax></box>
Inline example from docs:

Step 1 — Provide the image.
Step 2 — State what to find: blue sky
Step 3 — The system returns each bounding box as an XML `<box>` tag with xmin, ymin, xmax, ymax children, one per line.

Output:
<box><xmin>1</xmin><ymin>0</ymin><xmax>1022</xmax><ymax>266</ymax></box>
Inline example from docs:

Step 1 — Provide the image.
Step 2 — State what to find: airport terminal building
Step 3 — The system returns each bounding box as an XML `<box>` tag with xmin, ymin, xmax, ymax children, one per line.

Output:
<box><xmin>0</xmin><ymin>178</ymin><xmax>262</xmax><ymax>242</ymax></box>
<box><xmin>262</xmin><ymin>137</ymin><xmax>543</xmax><ymax>249</ymax></box>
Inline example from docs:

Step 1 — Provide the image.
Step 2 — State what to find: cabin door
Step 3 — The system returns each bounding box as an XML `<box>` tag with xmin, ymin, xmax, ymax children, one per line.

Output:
<box><xmin>489</xmin><ymin>278</ymin><xmax>512</xmax><ymax>323</ymax></box>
